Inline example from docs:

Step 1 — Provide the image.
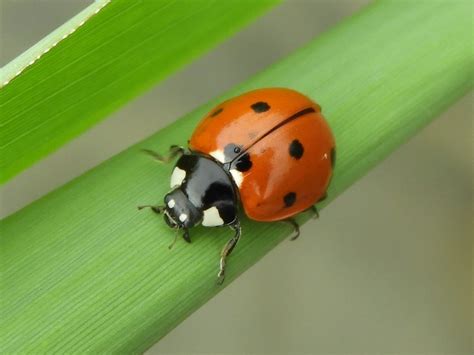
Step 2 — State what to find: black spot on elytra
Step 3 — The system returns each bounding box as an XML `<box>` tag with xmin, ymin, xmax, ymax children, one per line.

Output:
<box><xmin>210</xmin><ymin>108</ymin><xmax>223</xmax><ymax>117</ymax></box>
<box><xmin>235</xmin><ymin>153</ymin><xmax>252</xmax><ymax>172</ymax></box>
<box><xmin>284</xmin><ymin>192</ymin><xmax>297</xmax><ymax>207</ymax></box>
<box><xmin>289</xmin><ymin>139</ymin><xmax>304</xmax><ymax>160</ymax></box>
<box><xmin>251</xmin><ymin>101</ymin><xmax>270</xmax><ymax>113</ymax></box>
<box><xmin>330</xmin><ymin>147</ymin><xmax>336</xmax><ymax>168</ymax></box>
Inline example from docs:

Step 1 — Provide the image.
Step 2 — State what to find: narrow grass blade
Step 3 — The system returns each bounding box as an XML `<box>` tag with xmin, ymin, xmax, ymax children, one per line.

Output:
<box><xmin>1</xmin><ymin>1</ymin><xmax>472</xmax><ymax>353</ymax></box>
<box><xmin>0</xmin><ymin>0</ymin><xmax>280</xmax><ymax>183</ymax></box>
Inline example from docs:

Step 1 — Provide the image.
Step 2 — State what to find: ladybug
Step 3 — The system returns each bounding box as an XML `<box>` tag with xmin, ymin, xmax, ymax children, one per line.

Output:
<box><xmin>139</xmin><ymin>88</ymin><xmax>335</xmax><ymax>283</ymax></box>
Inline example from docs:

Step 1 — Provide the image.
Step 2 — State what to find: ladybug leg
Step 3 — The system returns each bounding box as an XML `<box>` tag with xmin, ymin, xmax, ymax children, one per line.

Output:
<box><xmin>141</xmin><ymin>145</ymin><xmax>185</xmax><ymax>163</ymax></box>
<box><xmin>182</xmin><ymin>229</ymin><xmax>191</xmax><ymax>244</ymax></box>
<box><xmin>282</xmin><ymin>218</ymin><xmax>300</xmax><ymax>241</ymax></box>
<box><xmin>217</xmin><ymin>220</ymin><xmax>241</xmax><ymax>285</ymax></box>
<box><xmin>284</xmin><ymin>203</ymin><xmax>324</xmax><ymax>241</ymax></box>
<box><xmin>307</xmin><ymin>192</ymin><xmax>328</xmax><ymax>219</ymax></box>
<box><xmin>307</xmin><ymin>205</ymin><xmax>319</xmax><ymax>219</ymax></box>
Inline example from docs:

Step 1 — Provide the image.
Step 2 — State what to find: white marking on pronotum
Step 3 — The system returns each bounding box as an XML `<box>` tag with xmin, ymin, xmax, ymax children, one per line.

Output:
<box><xmin>230</xmin><ymin>169</ymin><xmax>243</xmax><ymax>188</ymax></box>
<box><xmin>1</xmin><ymin>0</ymin><xmax>111</xmax><ymax>88</ymax></box>
<box><xmin>170</xmin><ymin>167</ymin><xmax>186</xmax><ymax>188</ymax></box>
<box><xmin>179</xmin><ymin>214</ymin><xmax>188</xmax><ymax>222</ymax></box>
<box><xmin>167</xmin><ymin>199</ymin><xmax>175</xmax><ymax>208</ymax></box>
<box><xmin>202</xmin><ymin>207</ymin><xmax>224</xmax><ymax>227</ymax></box>
<box><xmin>210</xmin><ymin>150</ymin><xmax>226</xmax><ymax>163</ymax></box>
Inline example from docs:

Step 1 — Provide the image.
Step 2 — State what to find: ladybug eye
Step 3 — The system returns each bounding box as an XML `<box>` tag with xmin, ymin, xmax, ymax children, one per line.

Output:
<box><xmin>224</xmin><ymin>143</ymin><xmax>243</xmax><ymax>159</ymax></box>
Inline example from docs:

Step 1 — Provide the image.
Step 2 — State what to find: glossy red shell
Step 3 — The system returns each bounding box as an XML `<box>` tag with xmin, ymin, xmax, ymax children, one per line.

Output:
<box><xmin>189</xmin><ymin>88</ymin><xmax>335</xmax><ymax>222</ymax></box>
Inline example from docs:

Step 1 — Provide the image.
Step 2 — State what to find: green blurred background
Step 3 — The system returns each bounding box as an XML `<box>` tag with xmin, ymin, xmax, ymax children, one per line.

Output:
<box><xmin>1</xmin><ymin>0</ymin><xmax>472</xmax><ymax>353</ymax></box>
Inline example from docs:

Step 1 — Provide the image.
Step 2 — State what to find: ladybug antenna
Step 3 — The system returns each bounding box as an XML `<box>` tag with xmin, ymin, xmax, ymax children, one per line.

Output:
<box><xmin>168</xmin><ymin>229</ymin><xmax>180</xmax><ymax>250</ymax></box>
<box><xmin>137</xmin><ymin>205</ymin><xmax>165</xmax><ymax>214</ymax></box>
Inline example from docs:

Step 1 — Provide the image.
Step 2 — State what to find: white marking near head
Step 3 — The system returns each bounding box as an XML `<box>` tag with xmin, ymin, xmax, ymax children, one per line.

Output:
<box><xmin>179</xmin><ymin>213</ymin><xmax>188</xmax><ymax>222</ymax></box>
<box><xmin>202</xmin><ymin>206</ymin><xmax>224</xmax><ymax>227</ymax></box>
<box><xmin>167</xmin><ymin>199</ymin><xmax>175</xmax><ymax>208</ymax></box>
<box><xmin>210</xmin><ymin>150</ymin><xmax>226</xmax><ymax>163</ymax></box>
<box><xmin>230</xmin><ymin>169</ymin><xmax>243</xmax><ymax>188</ymax></box>
<box><xmin>170</xmin><ymin>167</ymin><xmax>186</xmax><ymax>188</ymax></box>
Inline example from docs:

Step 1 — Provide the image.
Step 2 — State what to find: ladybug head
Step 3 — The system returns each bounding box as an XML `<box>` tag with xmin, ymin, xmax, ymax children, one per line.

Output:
<box><xmin>138</xmin><ymin>189</ymin><xmax>202</xmax><ymax>231</ymax></box>
<box><xmin>162</xmin><ymin>188</ymin><xmax>202</xmax><ymax>229</ymax></box>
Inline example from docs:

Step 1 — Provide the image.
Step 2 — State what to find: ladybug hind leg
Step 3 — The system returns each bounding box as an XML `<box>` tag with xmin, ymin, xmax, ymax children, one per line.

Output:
<box><xmin>141</xmin><ymin>145</ymin><xmax>185</xmax><ymax>163</ymax></box>
<box><xmin>307</xmin><ymin>191</ymin><xmax>329</xmax><ymax>220</ymax></box>
<box><xmin>283</xmin><ymin>203</ymin><xmax>324</xmax><ymax>241</ymax></box>
<box><xmin>282</xmin><ymin>218</ymin><xmax>300</xmax><ymax>241</ymax></box>
<box><xmin>217</xmin><ymin>220</ymin><xmax>241</xmax><ymax>285</ymax></box>
<box><xmin>307</xmin><ymin>205</ymin><xmax>319</xmax><ymax>219</ymax></box>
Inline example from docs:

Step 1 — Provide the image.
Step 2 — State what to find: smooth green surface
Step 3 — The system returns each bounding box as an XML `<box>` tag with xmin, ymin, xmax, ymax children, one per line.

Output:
<box><xmin>1</xmin><ymin>1</ymin><xmax>472</xmax><ymax>353</ymax></box>
<box><xmin>0</xmin><ymin>0</ymin><xmax>279</xmax><ymax>183</ymax></box>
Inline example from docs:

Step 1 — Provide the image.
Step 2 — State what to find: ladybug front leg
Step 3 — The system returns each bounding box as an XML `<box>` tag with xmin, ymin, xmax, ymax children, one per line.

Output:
<box><xmin>182</xmin><ymin>229</ymin><xmax>191</xmax><ymax>243</ymax></box>
<box><xmin>217</xmin><ymin>220</ymin><xmax>241</xmax><ymax>285</ymax></box>
<box><xmin>141</xmin><ymin>145</ymin><xmax>185</xmax><ymax>163</ymax></box>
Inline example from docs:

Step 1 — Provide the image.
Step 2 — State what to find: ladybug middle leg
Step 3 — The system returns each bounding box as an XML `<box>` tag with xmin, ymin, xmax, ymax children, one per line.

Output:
<box><xmin>217</xmin><ymin>220</ymin><xmax>241</xmax><ymax>285</ymax></box>
<box><xmin>141</xmin><ymin>145</ymin><xmax>185</xmax><ymax>163</ymax></box>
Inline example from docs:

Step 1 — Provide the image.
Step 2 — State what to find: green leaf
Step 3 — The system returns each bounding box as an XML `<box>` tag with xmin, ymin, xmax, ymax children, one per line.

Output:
<box><xmin>1</xmin><ymin>0</ymin><xmax>472</xmax><ymax>353</ymax></box>
<box><xmin>0</xmin><ymin>0</ymin><xmax>280</xmax><ymax>184</ymax></box>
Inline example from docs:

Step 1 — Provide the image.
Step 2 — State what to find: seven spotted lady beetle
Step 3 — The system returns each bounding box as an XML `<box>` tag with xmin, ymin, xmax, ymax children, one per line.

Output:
<box><xmin>140</xmin><ymin>88</ymin><xmax>335</xmax><ymax>283</ymax></box>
